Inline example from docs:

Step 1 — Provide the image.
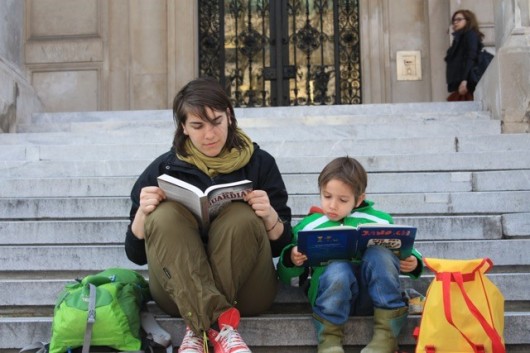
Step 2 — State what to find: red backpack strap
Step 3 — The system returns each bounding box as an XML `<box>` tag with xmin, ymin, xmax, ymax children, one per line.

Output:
<box><xmin>452</xmin><ymin>272</ymin><xmax>506</xmax><ymax>353</ymax></box>
<box><xmin>440</xmin><ymin>272</ymin><xmax>506</xmax><ymax>353</ymax></box>
<box><xmin>412</xmin><ymin>326</ymin><xmax>420</xmax><ymax>341</ymax></box>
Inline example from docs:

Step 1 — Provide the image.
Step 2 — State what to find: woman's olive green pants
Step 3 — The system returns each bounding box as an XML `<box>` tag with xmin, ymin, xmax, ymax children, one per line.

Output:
<box><xmin>144</xmin><ymin>201</ymin><xmax>277</xmax><ymax>334</ymax></box>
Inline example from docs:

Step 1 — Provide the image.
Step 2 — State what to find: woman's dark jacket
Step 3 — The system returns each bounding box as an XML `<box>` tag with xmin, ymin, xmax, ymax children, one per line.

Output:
<box><xmin>445</xmin><ymin>29</ymin><xmax>482</xmax><ymax>92</ymax></box>
<box><xmin>125</xmin><ymin>142</ymin><xmax>293</xmax><ymax>265</ymax></box>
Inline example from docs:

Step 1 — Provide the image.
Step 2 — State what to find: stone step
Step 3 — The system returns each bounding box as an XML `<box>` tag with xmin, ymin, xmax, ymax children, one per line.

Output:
<box><xmin>23</xmin><ymin>101</ymin><xmax>483</xmax><ymax>125</ymax></box>
<box><xmin>0</xmin><ymin>136</ymin><xmax>459</xmax><ymax>162</ymax></box>
<box><xmin>2</xmin><ymin>101</ymin><xmax>529</xmax><ymax>352</ymax></box>
<box><xmin>1</xmin><ymin>239</ymin><xmax>528</xmax><ymax>272</ymax></box>
<box><xmin>1</xmin><ymin>150</ymin><xmax>529</xmax><ymax>178</ymax></box>
<box><xmin>503</xmin><ymin>213</ymin><xmax>530</xmax><ymax>237</ymax></box>
<box><xmin>6</xmin><ymin>110</ymin><xmax>493</xmax><ymax>144</ymax></box>
<box><xmin>2</xmin><ymin>170</ymin><xmax>529</xmax><ymax>198</ymax></box>
<box><xmin>15</xmin><ymin>104</ymin><xmax>494</xmax><ymax>127</ymax></box>
<box><xmin>1</xmin><ymin>312</ymin><xmax>528</xmax><ymax>351</ymax></box>
<box><xmin>5</xmin><ymin>132</ymin><xmax>530</xmax><ymax>162</ymax></box>
<box><xmin>0</xmin><ymin>215</ymin><xmax>508</xmax><ymax>245</ymax></box>
<box><xmin>1</xmin><ymin>191</ymin><xmax>528</xmax><ymax>219</ymax></box>
<box><xmin>1</xmin><ymin>273</ymin><xmax>527</xmax><ymax>308</ymax></box>
<box><xmin>278</xmin><ymin>152</ymin><xmax>530</xmax><ymax>174</ymax></box>
<box><xmin>13</xmin><ymin>117</ymin><xmax>501</xmax><ymax>141</ymax></box>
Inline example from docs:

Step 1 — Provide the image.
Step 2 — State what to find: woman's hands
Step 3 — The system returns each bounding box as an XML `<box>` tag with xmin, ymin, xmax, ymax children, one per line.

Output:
<box><xmin>139</xmin><ymin>186</ymin><xmax>166</xmax><ymax>215</ymax></box>
<box><xmin>290</xmin><ymin>246</ymin><xmax>308</xmax><ymax>267</ymax></box>
<box><xmin>133</xmin><ymin>187</ymin><xmax>285</xmax><ymax>240</ymax></box>
<box><xmin>244</xmin><ymin>190</ymin><xmax>283</xmax><ymax>240</ymax></box>
<box><xmin>132</xmin><ymin>186</ymin><xmax>166</xmax><ymax>239</ymax></box>
<box><xmin>458</xmin><ymin>80</ymin><xmax>468</xmax><ymax>95</ymax></box>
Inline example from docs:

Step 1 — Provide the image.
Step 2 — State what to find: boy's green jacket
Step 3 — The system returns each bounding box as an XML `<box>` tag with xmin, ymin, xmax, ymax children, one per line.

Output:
<box><xmin>276</xmin><ymin>200</ymin><xmax>423</xmax><ymax>307</ymax></box>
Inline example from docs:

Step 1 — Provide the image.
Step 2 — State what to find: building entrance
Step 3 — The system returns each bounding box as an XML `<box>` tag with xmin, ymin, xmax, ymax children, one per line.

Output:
<box><xmin>198</xmin><ymin>0</ymin><xmax>362</xmax><ymax>107</ymax></box>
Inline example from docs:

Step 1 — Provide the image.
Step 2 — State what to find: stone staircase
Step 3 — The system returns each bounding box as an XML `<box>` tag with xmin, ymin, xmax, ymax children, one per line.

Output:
<box><xmin>0</xmin><ymin>101</ymin><xmax>529</xmax><ymax>352</ymax></box>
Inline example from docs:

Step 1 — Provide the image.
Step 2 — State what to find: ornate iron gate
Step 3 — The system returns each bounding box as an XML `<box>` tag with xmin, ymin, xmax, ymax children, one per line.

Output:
<box><xmin>198</xmin><ymin>0</ymin><xmax>361</xmax><ymax>107</ymax></box>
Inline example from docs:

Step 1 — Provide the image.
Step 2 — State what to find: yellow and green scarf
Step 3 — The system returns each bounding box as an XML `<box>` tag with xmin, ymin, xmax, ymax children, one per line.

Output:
<box><xmin>177</xmin><ymin>128</ymin><xmax>254</xmax><ymax>177</ymax></box>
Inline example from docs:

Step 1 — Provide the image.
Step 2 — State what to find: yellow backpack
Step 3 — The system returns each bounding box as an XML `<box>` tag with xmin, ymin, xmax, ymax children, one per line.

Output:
<box><xmin>414</xmin><ymin>258</ymin><xmax>506</xmax><ymax>353</ymax></box>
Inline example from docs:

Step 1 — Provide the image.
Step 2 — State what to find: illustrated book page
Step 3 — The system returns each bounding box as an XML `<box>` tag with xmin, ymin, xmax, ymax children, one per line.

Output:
<box><xmin>297</xmin><ymin>223</ymin><xmax>417</xmax><ymax>267</ymax></box>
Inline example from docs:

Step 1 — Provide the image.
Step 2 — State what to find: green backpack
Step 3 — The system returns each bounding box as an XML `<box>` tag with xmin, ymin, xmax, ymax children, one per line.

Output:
<box><xmin>49</xmin><ymin>268</ymin><xmax>152</xmax><ymax>353</ymax></box>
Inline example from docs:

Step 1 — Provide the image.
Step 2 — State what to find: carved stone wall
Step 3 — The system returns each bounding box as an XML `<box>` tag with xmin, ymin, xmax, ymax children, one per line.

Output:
<box><xmin>24</xmin><ymin>0</ymin><xmax>198</xmax><ymax>113</ymax></box>
<box><xmin>17</xmin><ymin>0</ymin><xmax>508</xmax><ymax>115</ymax></box>
<box><xmin>358</xmin><ymin>0</ymin><xmax>495</xmax><ymax>103</ymax></box>
<box><xmin>25</xmin><ymin>0</ymin><xmax>104</xmax><ymax>112</ymax></box>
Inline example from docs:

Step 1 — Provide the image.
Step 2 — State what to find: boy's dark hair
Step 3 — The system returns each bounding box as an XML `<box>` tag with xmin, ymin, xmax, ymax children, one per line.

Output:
<box><xmin>318</xmin><ymin>156</ymin><xmax>367</xmax><ymax>198</ymax></box>
<box><xmin>172</xmin><ymin>76</ymin><xmax>248</xmax><ymax>156</ymax></box>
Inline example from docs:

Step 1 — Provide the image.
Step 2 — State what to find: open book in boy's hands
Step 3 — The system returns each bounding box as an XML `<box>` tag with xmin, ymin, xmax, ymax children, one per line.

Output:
<box><xmin>157</xmin><ymin>174</ymin><xmax>253</xmax><ymax>230</ymax></box>
<box><xmin>297</xmin><ymin>223</ymin><xmax>417</xmax><ymax>267</ymax></box>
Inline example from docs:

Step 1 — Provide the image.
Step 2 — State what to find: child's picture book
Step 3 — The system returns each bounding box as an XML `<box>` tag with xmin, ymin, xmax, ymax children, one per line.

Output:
<box><xmin>157</xmin><ymin>174</ymin><xmax>253</xmax><ymax>230</ymax></box>
<box><xmin>297</xmin><ymin>224</ymin><xmax>417</xmax><ymax>267</ymax></box>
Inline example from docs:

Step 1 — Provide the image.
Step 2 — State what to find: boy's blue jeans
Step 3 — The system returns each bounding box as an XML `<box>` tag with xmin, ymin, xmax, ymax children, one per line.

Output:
<box><xmin>313</xmin><ymin>246</ymin><xmax>405</xmax><ymax>325</ymax></box>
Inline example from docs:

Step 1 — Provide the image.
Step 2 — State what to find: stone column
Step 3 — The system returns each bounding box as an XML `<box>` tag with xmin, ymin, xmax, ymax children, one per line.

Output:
<box><xmin>0</xmin><ymin>0</ymin><xmax>42</xmax><ymax>132</ymax></box>
<box><xmin>167</xmin><ymin>0</ymin><xmax>199</xmax><ymax>104</ymax></box>
<box><xmin>359</xmin><ymin>0</ymin><xmax>391</xmax><ymax>103</ymax></box>
<box><xmin>108</xmin><ymin>0</ymin><xmax>171</xmax><ymax>110</ymax></box>
<box><xmin>427</xmin><ymin>0</ymin><xmax>451</xmax><ymax>102</ymax></box>
<box><xmin>475</xmin><ymin>0</ymin><xmax>530</xmax><ymax>133</ymax></box>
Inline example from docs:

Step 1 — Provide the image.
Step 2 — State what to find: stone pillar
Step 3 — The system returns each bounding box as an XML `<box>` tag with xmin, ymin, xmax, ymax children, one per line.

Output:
<box><xmin>167</xmin><ymin>0</ymin><xmax>199</xmax><ymax>104</ymax></box>
<box><xmin>0</xmin><ymin>1</ymin><xmax>42</xmax><ymax>132</ymax></box>
<box><xmin>359</xmin><ymin>0</ymin><xmax>391</xmax><ymax>104</ymax></box>
<box><xmin>105</xmin><ymin>0</ymin><xmax>198</xmax><ymax>109</ymax></box>
<box><xmin>427</xmin><ymin>0</ymin><xmax>451</xmax><ymax>102</ymax></box>
<box><xmin>129</xmin><ymin>0</ymin><xmax>168</xmax><ymax>109</ymax></box>
<box><xmin>475</xmin><ymin>0</ymin><xmax>530</xmax><ymax>133</ymax></box>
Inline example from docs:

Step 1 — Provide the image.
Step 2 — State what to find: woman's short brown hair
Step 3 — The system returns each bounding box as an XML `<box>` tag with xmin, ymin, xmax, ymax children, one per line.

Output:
<box><xmin>172</xmin><ymin>77</ymin><xmax>247</xmax><ymax>156</ymax></box>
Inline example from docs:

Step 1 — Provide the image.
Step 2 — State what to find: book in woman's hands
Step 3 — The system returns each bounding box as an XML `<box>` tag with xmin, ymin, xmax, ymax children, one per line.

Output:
<box><xmin>297</xmin><ymin>223</ymin><xmax>417</xmax><ymax>267</ymax></box>
<box><xmin>157</xmin><ymin>174</ymin><xmax>253</xmax><ymax>230</ymax></box>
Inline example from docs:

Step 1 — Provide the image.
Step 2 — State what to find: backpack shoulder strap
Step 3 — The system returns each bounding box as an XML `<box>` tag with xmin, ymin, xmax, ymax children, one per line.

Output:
<box><xmin>82</xmin><ymin>283</ymin><xmax>97</xmax><ymax>353</ymax></box>
<box><xmin>19</xmin><ymin>342</ymin><xmax>48</xmax><ymax>353</ymax></box>
<box><xmin>440</xmin><ymin>271</ymin><xmax>506</xmax><ymax>353</ymax></box>
<box><xmin>141</xmin><ymin>310</ymin><xmax>173</xmax><ymax>353</ymax></box>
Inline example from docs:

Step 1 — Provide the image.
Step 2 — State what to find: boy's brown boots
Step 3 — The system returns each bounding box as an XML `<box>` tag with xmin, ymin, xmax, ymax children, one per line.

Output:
<box><xmin>313</xmin><ymin>314</ymin><xmax>345</xmax><ymax>353</ymax></box>
<box><xmin>361</xmin><ymin>306</ymin><xmax>408</xmax><ymax>353</ymax></box>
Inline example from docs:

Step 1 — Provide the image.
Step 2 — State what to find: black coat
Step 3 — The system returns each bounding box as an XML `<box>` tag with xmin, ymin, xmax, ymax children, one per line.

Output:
<box><xmin>124</xmin><ymin>143</ymin><xmax>293</xmax><ymax>264</ymax></box>
<box><xmin>445</xmin><ymin>29</ymin><xmax>482</xmax><ymax>92</ymax></box>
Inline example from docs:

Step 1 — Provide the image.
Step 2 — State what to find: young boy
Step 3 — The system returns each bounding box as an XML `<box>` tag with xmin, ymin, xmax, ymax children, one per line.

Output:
<box><xmin>277</xmin><ymin>156</ymin><xmax>423</xmax><ymax>353</ymax></box>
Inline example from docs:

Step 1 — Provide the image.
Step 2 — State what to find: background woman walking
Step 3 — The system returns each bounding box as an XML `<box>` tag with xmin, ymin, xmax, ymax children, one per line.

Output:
<box><xmin>445</xmin><ymin>9</ymin><xmax>485</xmax><ymax>101</ymax></box>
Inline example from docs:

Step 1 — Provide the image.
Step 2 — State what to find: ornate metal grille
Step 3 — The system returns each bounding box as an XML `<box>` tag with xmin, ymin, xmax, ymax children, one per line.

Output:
<box><xmin>198</xmin><ymin>0</ymin><xmax>361</xmax><ymax>107</ymax></box>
